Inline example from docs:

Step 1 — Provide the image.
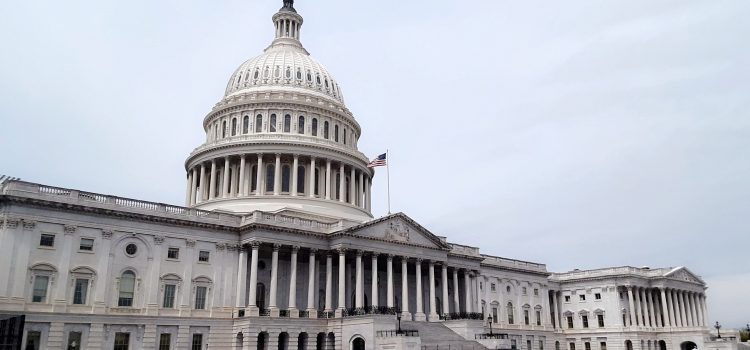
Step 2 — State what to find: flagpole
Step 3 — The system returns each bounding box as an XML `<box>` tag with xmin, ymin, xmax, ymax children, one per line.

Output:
<box><xmin>386</xmin><ymin>149</ymin><xmax>391</xmax><ymax>215</ymax></box>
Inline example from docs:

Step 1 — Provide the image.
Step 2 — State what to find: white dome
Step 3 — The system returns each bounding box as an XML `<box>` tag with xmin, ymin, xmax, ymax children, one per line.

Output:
<box><xmin>224</xmin><ymin>47</ymin><xmax>345</xmax><ymax>104</ymax></box>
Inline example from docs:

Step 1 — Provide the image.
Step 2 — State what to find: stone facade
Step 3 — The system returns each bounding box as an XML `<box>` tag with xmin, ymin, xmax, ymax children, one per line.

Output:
<box><xmin>0</xmin><ymin>1</ymin><xmax>717</xmax><ymax>350</ymax></box>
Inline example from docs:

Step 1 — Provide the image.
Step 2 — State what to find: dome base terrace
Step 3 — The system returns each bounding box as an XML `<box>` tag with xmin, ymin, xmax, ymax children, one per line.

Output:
<box><xmin>193</xmin><ymin>195</ymin><xmax>372</xmax><ymax>223</ymax></box>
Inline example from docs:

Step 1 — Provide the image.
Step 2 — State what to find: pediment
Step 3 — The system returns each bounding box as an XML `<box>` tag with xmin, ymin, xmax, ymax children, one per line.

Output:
<box><xmin>664</xmin><ymin>267</ymin><xmax>704</xmax><ymax>284</ymax></box>
<box><xmin>342</xmin><ymin>213</ymin><xmax>450</xmax><ymax>250</ymax></box>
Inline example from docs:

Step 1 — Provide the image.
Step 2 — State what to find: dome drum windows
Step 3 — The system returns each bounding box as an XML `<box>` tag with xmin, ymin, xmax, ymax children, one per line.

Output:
<box><xmin>269</xmin><ymin>114</ymin><xmax>277</xmax><ymax>132</ymax></box>
<box><xmin>255</xmin><ymin>115</ymin><xmax>263</xmax><ymax>133</ymax></box>
<box><xmin>243</xmin><ymin>115</ymin><xmax>249</xmax><ymax>134</ymax></box>
<box><xmin>298</xmin><ymin>116</ymin><xmax>305</xmax><ymax>134</ymax></box>
<box><xmin>311</xmin><ymin>118</ymin><xmax>318</xmax><ymax>136</ymax></box>
<box><xmin>284</xmin><ymin>114</ymin><xmax>291</xmax><ymax>133</ymax></box>
<box><xmin>231</xmin><ymin>118</ymin><xmax>238</xmax><ymax>136</ymax></box>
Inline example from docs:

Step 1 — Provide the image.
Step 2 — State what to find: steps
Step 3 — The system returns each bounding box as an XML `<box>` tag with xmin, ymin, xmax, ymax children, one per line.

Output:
<box><xmin>402</xmin><ymin>321</ymin><xmax>488</xmax><ymax>350</ymax></box>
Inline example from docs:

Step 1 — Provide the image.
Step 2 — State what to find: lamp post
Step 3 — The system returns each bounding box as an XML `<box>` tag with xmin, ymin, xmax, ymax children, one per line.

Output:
<box><xmin>396</xmin><ymin>302</ymin><xmax>402</xmax><ymax>335</ymax></box>
<box><xmin>488</xmin><ymin>316</ymin><xmax>494</xmax><ymax>336</ymax></box>
<box><xmin>714</xmin><ymin>321</ymin><xmax>722</xmax><ymax>339</ymax></box>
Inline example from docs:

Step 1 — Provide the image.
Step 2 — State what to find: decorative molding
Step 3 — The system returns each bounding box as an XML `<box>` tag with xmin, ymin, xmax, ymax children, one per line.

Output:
<box><xmin>22</xmin><ymin>220</ymin><xmax>36</xmax><ymax>230</ymax></box>
<box><xmin>272</xmin><ymin>243</ymin><xmax>281</xmax><ymax>251</ymax></box>
<box><xmin>63</xmin><ymin>225</ymin><xmax>77</xmax><ymax>234</ymax></box>
<box><xmin>216</xmin><ymin>243</ymin><xmax>226</xmax><ymax>251</ymax></box>
<box><xmin>101</xmin><ymin>229</ymin><xmax>113</xmax><ymax>239</ymax></box>
<box><xmin>5</xmin><ymin>217</ymin><xmax>19</xmax><ymax>229</ymax></box>
<box><xmin>249</xmin><ymin>241</ymin><xmax>261</xmax><ymax>249</ymax></box>
<box><xmin>186</xmin><ymin>239</ymin><xmax>196</xmax><ymax>248</ymax></box>
<box><xmin>291</xmin><ymin>245</ymin><xmax>300</xmax><ymax>252</ymax></box>
<box><xmin>154</xmin><ymin>236</ymin><xmax>165</xmax><ymax>245</ymax></box>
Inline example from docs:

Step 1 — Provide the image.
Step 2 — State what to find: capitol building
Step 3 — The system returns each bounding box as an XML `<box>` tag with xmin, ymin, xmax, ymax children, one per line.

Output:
<box><xmin>0</xmin><ymin>1</ymin><xmax>722</xmax><ymax>350</ymax></box>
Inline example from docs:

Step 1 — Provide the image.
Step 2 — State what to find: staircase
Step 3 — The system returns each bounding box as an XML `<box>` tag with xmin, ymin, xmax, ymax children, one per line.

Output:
<box><xmin>402</xmin><ymin>321</ymin><xmax>488</xmax><ymax>350</ymax></box>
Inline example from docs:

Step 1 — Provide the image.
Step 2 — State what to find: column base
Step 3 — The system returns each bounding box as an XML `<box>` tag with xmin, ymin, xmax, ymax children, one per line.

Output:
<box><xmin>289</xmin><ymin>308</ymin><xmax>299</xmax><ymax>318</ymax></box>
<box><xmin>335</xmin><ymin>308</ymin><xmax>344</xmax><ymax>318</ymax></box>
<box><xmin>270</xmin><ymin>307</ymin><xmax>280</xmax><ymax>317</ymax></box>
<box><xmin>428</xmin><ymin>313</ymin><xmax>441</xmax><ymax>322</ymax></box>
<box><xmin>247</xmin><ymin>306</ymin><xmax>259</xmax><ymax>317</ymax></box>
<box><xmin>307</xmin><ymin>308</ymin><xmax>318</xmax><ymax>318</ymax></box>
<box><xmin>413</xmin><ymin>312</ymin><xmax>426</xmax><ymax>321</ymax></box>
<box><xmin>401</xmin><ymin>311</ymin><xmax>413</xmax><ymax>321</ymax></box>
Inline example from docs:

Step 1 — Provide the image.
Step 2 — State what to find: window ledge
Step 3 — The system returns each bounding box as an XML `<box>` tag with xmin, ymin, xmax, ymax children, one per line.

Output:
<box><xmin>37</xmin><ymin>246</ymin><xmax>55</xmax><ymax>250</ymax></box>
<box><xmin>77</xmin><ymin>250</ymin><xmax>95</xmax><ymax>254</ymax></box>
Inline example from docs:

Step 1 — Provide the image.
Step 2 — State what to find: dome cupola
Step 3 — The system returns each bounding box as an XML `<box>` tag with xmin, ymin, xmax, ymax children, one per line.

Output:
<box><xmin>184</xmin><ymin>0</ymin><xmax>374</xmax><ymax>223</ymax></box>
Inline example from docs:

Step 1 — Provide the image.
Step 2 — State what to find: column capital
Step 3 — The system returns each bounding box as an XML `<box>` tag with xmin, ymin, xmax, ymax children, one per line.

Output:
<box><xmin>386</xmin><ymin>254</ymin><xmax>394</xmax><ymax>261</ymax></box>
<box><xmin>309</xmin><ymin>248</ymin><xmax>318</xmax><ymax>254</ymax></box>
<box><xmin>415</xmin><ymin>258</ymin><xmax>423</xmax><ymax>263</ymax></box>
<box><xmin>272</xmin><ymin>243</ymin><xmax>281</xmax><ymax>251</ymax></box>
<box><xmin>291</xmin><ymin>245</ymin><xmax>300</xmax><ymax>253</ymax></box>
<box><xmin>293</xmin><ymin>153</ymin><xmax>299</xmax><ymax>159</ymax></box>
<box><xmin>370</xmin><ymin>252</ymin><xmax>380</xmax><ymax>258</ymax></box>
<box><xmin>355</xmin><ymin>250</ymin><xmax>364</xmax><ymax>257</ymax></box>
<box><xmin>336</xmin><ymin>247</ymin><xmax>347</xmax><ymax>255</ymax></box>
<box><xmin>249</xmin><ymin>240</ymin><xmax>262</xmax><ymax>249</ymax></box>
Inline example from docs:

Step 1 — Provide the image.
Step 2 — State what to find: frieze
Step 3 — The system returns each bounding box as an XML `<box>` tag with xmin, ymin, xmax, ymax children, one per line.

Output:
<box><xmin>101</xmin><ymin>229</ymin><xmax>113</xmax><ymax>239</ymax></box>
<box><xmin>154</xmin><ymin>236</ymin><xmax>165</xmax><ymax>245</ymax></box>
<box><xmin>63</xmin><ymin>225</ymin><xmax>77</xmax><ymax>234</ymax></box>
<box><xmin>22</xmin><ymin>220</ymin><xmax>36</xmax><ymax>230</ymax></box>
<box><xmin>216</xmin><ymin>243</ymin><xmax>226</xmax><ymax>251</ymax></box>
<box><xmin>5</xmin><ymin>217</ymin><xmax>19</xmax><ymax>229</ymax></box>
<box><xmin>186</xmin><ymin>239</ymin><xmax>196</xmax><ymax>248</ymax></box>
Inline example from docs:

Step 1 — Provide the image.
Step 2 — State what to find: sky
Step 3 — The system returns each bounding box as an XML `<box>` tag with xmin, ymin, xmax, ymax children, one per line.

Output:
<box><xmin>1</xmin><ymin>0</ymin><xmax>748</xmax><ymax>328</ymax></box>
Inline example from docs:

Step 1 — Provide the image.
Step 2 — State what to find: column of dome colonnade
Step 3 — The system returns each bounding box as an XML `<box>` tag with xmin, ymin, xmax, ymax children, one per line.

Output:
<box><xmin>184</xmin><ymin>0</ymin><xmax>374</xmax><ymax>221</ymax></box>
<box><xmin>621</xmin><ymin>286</ymin><xmax>708</xmax><ymax>329</ymax></box>
<box><xmin>232</xmin><ymin>242</ymin><xmax>481</xmax><ymax>321</ymax></box>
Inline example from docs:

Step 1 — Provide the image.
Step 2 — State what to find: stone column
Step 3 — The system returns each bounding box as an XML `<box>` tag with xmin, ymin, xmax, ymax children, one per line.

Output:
<box><xmin>325</xmin><ymin>253</ymin><xmax>333</xmax><ymax>312</ymax></box>
<box><xmin>365</xmin><ymin>176</ymin><xmax>371</xmax><ymax>212</ymax></box>
<box><xmin>238</xmin><ymin>155</ymin><xmax>246</xmax><ymax>196</ymax></box>
<box><xmin>701</xmin><ymin>294</ymin><xmax>709</xmax><ymax>327</ymax></box>
<box><xmin>209</xmin><ymin>160</ymin><xmax>217</xmax><ymax>199</ymax></box>
<box><xmin>644</xmin><ymin>288</ymin><xmax>653</xmax><ymax>327</ymax></box>
<box><xmin>350</xmin><ymin>167</ymin><xmax>356</xmax><ymax>205</ymax></box>
<box><xmin>288</xmin><ymin>246</ymin><xmax>299</xmax><ymax>315</ymax></box>
<box><xmin>325</xmin><ymin>160</ymin><xmax>332</xmax><ymax>200</ymax></box>
<box><xmin>269</xmin><ymin>244</ymin><xmax>280</xmax><ymax>315</ymax></box>
<box><xmin>696</xmin><ymin>293</ymin><xmax>705</xmax><ymax>327</ymax></box>
<box><xmin>309</xmin><ymin>157</ymin><xmax>317</xmax><ymax>198</ymax></box>
<box><xmin>338</xmin><ymin>164</ymin><xmax>346</xmax><ymax>202</ymax></box>
<box><xmin>428</xmin><ymin>261</ymin><xmax>438</xmax><ymax>321</ymax></box>
<box><xmin>552</xmin><ymin>291</ymin><xmax>559</xmax><ymax>328</ymax></box>
<box><xmin>222</xmin><ymin>156</ymin><xmax>231</xmax><ymax>198</ymax></box>
<box><xmin>338</xmin><ymin>249</ymin><xmax>346</xmax><ymax>312</ymax></box>
<box><xmin>371</xmin><ymin>253</ymin><xmax>379</xmax><ymax>308</ymax></box>
<box><xmin>247</xmin><ymin>242</ymin><xmax>260</xmax><ymax>315</ymax></box>
<box><xmin>452</xmin><ymin>269</ymin><xmax>460</xmax><ymax>313</ymax></box>
<box><xmin>358</xmin><ymin>171</ymin><xmax>365</xmax><ymax>208</ymax></box>
<box><xmin>634</xmin><ymin>287</ymin><xmax>643</xmax><ymax>325</ymax></box>
<box><xmin>273</xmin><ymin>154</ymin><xmax>281</xmax><ymax>195</ymax></box>
<box><xmin>186</xmin><ymin>170</ymin><xmax>194</xmax><ymax>205</ymax></box>
<box><xmin>236</xmin><ymin>246</ymin><xmax>248</xmax><ymax>308</ymax></box>
<box><xmin>291</xmin><ymin>155</ymin><xmax>299</xmax><ymax>196</ymax></box>
<box><xmin>355</xmin><ymin>250</ymin><xmax>364</xmax><ymax>309</ymax></box>
<box><xmin>440</xmin><ymin>264</ymin><xmax>449</xmax><ymax>316</ymax></box>
<box><xmin>674</xmin><ymin>290</ymin><xmax>684</xmax><ymax>327</ymax></box>
<box><xmin>307</xmin><ymin>249</ymin><xmax>317</xmax><ymax>315</ymax></box>
<box><xmin>627</xmin><ymin>287</ymin><xmax>636</xmax><ymax>326</ymax></box>
<box><xmin>660</xmin><ymin>288</ymin><xmax>671</xmax><ymax>327</ymax></box>
<box><xmin>199</xmin><ymin>163</ymin><xmax>207</xmax><ymax>201</ymax></box>
<box><xmin>53</xmin><ymin>226</ymin><xmax>75</xmax><ymax>310</ymax></box>
<box><xmin>666</xmin><ymin>288</ymin><xmax>676</xmax><ymax>327</ymax></box>
<box><xmin>386</xmin><ymin>254</ymin><xmax>394</xmax><ymax>308</ymax></box>
<box><xmin>474</xmin><ymin>273</ymin><xmax>481</xmax><ymax>312</ymax></box>
<box><xmin>464</xmin><ymin>270</ymin><xmax>472</xmax><ymax>313</ymax></box>
<box><xmin>402</xmin><ymin>258</ymin><xmax>410</xmax><ymax>318</ymax></box>
<box><xmin>415</xmin><ymin>259</ymin><xmax>425</xmax><ymax>321</ymax></box>
<box><xmin>688</xmin><ymin>292</ymin><xmax>697</xmax><ymax>327</ymax></box>
<box><xmin>256</xmin><ymin>154</ymin><xmax>264</xmax><ymax>195</ymax></box>
<box><xmin>189</xmin><ymin>168</ymin><xmax>198</xmax><ymax>205</ymax></box>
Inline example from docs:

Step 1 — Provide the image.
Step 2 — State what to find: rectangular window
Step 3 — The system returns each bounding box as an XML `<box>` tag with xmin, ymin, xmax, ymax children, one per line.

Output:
<box><xmin>114</xmin><ymin>333</ymin><xmax>130</xmax><ymax>350</ymax></box>
<box><xmin>195</xmin><ymin>286</ymin><xmax>207</xmax><ymax>310</ymax></box>
<box><xmin>73</xmin><ymin>278</ymin><xmax>89</xmax><ymax>305</ymax></box>
<box><xmin>536</xmin><ymin>310</ymin><xmax>542</xmax><ymax>325</ymax></box>
<box><xmin>167</xmin><ymin>247</ymin><xmax>180</xmax><ymax>260</ymax></box>
<box><xmin>582</xmin><ymin>315</ymin><xmax>589</xmax><ymax>328</ymax></box>
<box><xmin>192</xmin><ymin>334</ymin><xmax>203</xmax><ymax>350</ymax></box>
<box><xmin>585</xmin><ymin>343</ymin><xmax>591</xmax><ymax>350</ymax></box>
<box><xmin>522</xmin><ymin>287</ymin><xmax>527</xmax><ymax>295</ymax></box>
<box><xmin>512</xmin><ymin>340</ymin><xmax>517</xmax><ymax>350</ymax></box>
<box><xmin>25</xmin><ymin>331</ymin><xmax>41</xmax><ymax>350</ymax></box>
<box><xmin>79</xmin><ymin>238</ymin><xmax>94</xmax><ymax>251</ymax></box>
<box><xmin>570</xmin><ymin>343</ymin><xmax>576</xmax><ymax>350</ymax></box>
<box><xmin>491</xmin><ymin>283</ymin><xmax>496</xmax><ymax>292</ymax></box>
<box><xmin>579</xmin><ymin>295</ymin><xmax>586</xmax><ymax>301</ymax></box>
<box><xmin>567</xmin><ymin>316</ymin><xmax>574</xmax><ymax>329</ymax></box>
<box><xmin>539</xmin><ymin>340</ymin><xmax>544</xmax><ymax>350</ymax></box>
<box><xmin>68</xmin><ymin>331</ymin><xmax>82</xmax><ymax>350</ymax></box>
<box><xmin>198</xmin><ymin>251</ymin><xmax>210</xmax><ymax>263</ymax></box>
<box><xmin>524</xmin><ymin>309</ymin><xmax>530</xmax><ymax>325</ymax></box>
<box><xmin>598</xmin><ymin>314</ymin><xmax>605</xmax><ymax>327</ymax></box>
<box><xmin>159</xmin><ymin>334</ymin><xmax>171</xmax><ymax>350</ymax></box>
<box><xmin>40</xmin><ymin>234</ymin><xmax>55</xmax><ymax>247</ymax></box>
<box><xmin>600</xmin><ymin>342</ymin><xmax>607</xmax><ymax>350</ymax></box>
<box><xmin>269</xmin><ymin>114</ymin><xmax>277</xmax><ymax>132</ymax></box>
<box><xmin>595</xmin><ymin>293</ymin><xmax>602</xmax><ymax>300</ymax></box>
<box><xmin>528</xmin><ymin>340</ymin><xmax>532</xmax><ymax>350</ymax></box>
<box><xmin>492</xmin><ymin>307</ymin><xmax>498</xmax><ymax>323</ymax></box>
<box><xmin>163</xmin><ymin>284</ymin><xmax>176</xmax><ymax>308</ymax></box>
<box><xmin>564</xmin><ymin>295</ymin><xmax>571</xmax><ymax>302</ymax></box>
<box><xmin>32</xmin><ymin>276</ymin><xmax>49</xmax><ymax>303</ymax></box>
<box><xmin>534</xmin><ymin>288</ymin><xmax>539</xmax><ymax>296</ymax></box>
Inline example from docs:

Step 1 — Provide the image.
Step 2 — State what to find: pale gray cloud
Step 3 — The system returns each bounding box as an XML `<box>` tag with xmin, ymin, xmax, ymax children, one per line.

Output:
<box><xmin>1</xmin><ymin>0</ymin><xmax>748</xmax><ymax>327</ymax></box>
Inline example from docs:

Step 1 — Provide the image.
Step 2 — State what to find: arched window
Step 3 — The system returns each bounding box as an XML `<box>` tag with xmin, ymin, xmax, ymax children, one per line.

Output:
<box><xmin>323</xmin><ymin>121</ymin><xmax>329</xmax><ymax>139</ymax></box>
<box><xmin>231</xmin><ymin>118</ymin><xmax>237</xmax><ymax>136</ymax></box>
<box><xmin>253</xmin><ymin>69</ymin><xmax>259</xmax><ymax>80</ymax></box>
<box><xmin>118</xmin><ymin>271</ymin><xmax>136</xmax><ymax>307</ymax></box>
<box><xmin>507</xmin><ymin>302</ymin><xmax>515</xmax><ymax>324</ymax></box>
<box><xmin>255</xmin><ymin>115</ymin><xmax>262</xmax><ymax>133</ymax></box>
<box><xmin>222</xmin><ymin>121</ymin><xmax>227</xmax><ymax>138</ymax></box>
<box><xmin>285</xmin><ymin>67</ymin><xmax>291</xmax><ymax>79</ymax></box>
<box><xmin>306</xmin><ymin>70</ymin><xmax>312</xmax><ymax>82</ymax></box>
<box><xmin>281</xmin><ymin>165</ymin><xmax>291</xmax><ymax>192</ymax></box>
<box><xmin>296</xmin><ymin>68</ymin><xmax>302</xmax><ymax>80</ymax></box>
<box><xmin>297</xmin><ymin>166</ymin><xmax>305</xmax><ymax>194</ymax></box>
<box><xmin>343</xmin><ymin>129</ymin><xmax>347</xmax><ymax>145</ymax></box>
<box><xmin>284</xmin><ymin>114</ymin><xmax>291</xmax><ymax>133</ymax></box>
<box><xmin>269</xmin><ymin>114</ymin><xmax>277</xmax><ymax>132</ymax></box>
<box><xmin>316</xmin><ymin>74</ymin><xmax>321</xmax><ymax>85</ymax></box>
<box><xmin>334</xmin><ymin>125</ymin><xmax>339</xmax><ymax>142</ymax></box>
<box><xmin>311</xmin><ymin>118</ymin><xmax>318</xmax><ymax>136</ymax></box>
<box><xmin>265</xmin><ymin>164</ymin><xmax>275</xmax><ymax>193</ymax></box>
<box><xmin>274</xmin><ymin>66</ymin><xmax>280</xmax><ymax>78</ymax></box>
<box><xmin>242</xmin><ymin>115</ymin><xmax>249</xmax><ymax>134</ymax></box>
<box><xmin>214</xmin><ymin>123</ymin><xmax>219</xmax><ymax>140</ymax></box>
<box><xmin>298</xmin><ymin>116</ymin><xmax>305</xmax><ymax>134</ymax></box>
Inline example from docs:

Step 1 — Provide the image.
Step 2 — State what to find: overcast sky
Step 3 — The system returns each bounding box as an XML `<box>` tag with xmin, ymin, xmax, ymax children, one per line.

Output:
<box><xmin>1</xmin><ymin>0</ymin><xmax>748</xmax><ymax>328</ymax></box>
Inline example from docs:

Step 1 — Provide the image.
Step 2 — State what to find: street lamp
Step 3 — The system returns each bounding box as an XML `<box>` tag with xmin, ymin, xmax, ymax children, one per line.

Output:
<box><xmin>396</xmin><ymin>301</ymin><xmax>402</xmax><ymax>335</ymax></box>
<box><xmin>714</xmin><ymin>321</ymin><xmax>722</xmax><ymax>339</ymax></box>
<box><xmin>487</xmin><ymin>316</ymin><xmax>494</xmax><ymax>336</ymax></box>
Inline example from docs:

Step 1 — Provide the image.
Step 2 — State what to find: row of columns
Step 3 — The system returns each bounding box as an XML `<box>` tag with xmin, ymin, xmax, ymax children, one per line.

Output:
<box><xmin>186</xmin><ymin>154</ymin><xmax>371</xmax><ymax>211</ymax></box>
<box><xmin>235</xmin><ymin>243</ymin><xmax>481</xmax><ymax>320</ymax></box>
<box><xmin>626</xmin><ymin>286</ymin><xmax>707</xmax><ymax>328</ymax></box>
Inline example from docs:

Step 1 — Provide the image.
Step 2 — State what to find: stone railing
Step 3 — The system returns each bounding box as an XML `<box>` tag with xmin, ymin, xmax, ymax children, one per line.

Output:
<box><xmin>550</xmin><ymin>266</ymin><xmax>668</xmax><ymax>281</ymax></box>
<box><xmin>188</xmin><ymin>133</ymin><xmax>370</xmax><ymax>163</ymax></box>
<box><xmin>3</xmin><ymin>181</ymin><xmax>242</xmax><ymax>225</ymax></box>
<box><xmin>240</xmin><ymin>211</ymin><xmax>352</xmax><ymax>233</ymax></box>
<box><xmin>343</xmin><ymin>306</ymin><xmax>397</xmax><ymax>317</ymax></box>
<box><xmin>440</xmin><ymin>312</ymin><xmax>484</xmax><ymax>321</ymax></box>
<box><xmin>376</xmin><ymin>330</ymin><xmax>419</xmax><ymax>337</ymax></box>
<box><xmin>449</xmin><ymin>243</ymin><xmax>481</xmax><ymax>257</ymax></box>
<box><xmin>481</xmin><ymin>255</ymin><xmax>548</xmax><ymax>273</ymax></box>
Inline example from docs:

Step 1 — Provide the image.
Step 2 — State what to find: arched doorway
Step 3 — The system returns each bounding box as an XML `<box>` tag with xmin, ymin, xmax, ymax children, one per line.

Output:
<box><xmin>298</xmin><ymin>333</ymin><xmax>308</xmax><ymax>350</ymax></box>
<box><xmin>316</xmin><ymin>333</ymin><xmax>325</xmax><ymax>350</ymax></box>
<box><xmin>680</xmin><ymin>342</ymin><xmax>697</xmax><ymax>350</ymax></box>
<box><xmin>352</xmin><ymin>337</ymin><xmax>365</xmax><ymax>350</ymax></box>
<box><xmin>278</xmin><ymin>332</ymin><xmax>289</xmax><ymax>350</ymax></box>
<box><xmin>659</xmin><ymin>340</ymin><xmax>667</xmax><ymax>350</ymax></box>
<box><xmin>258</xmin><ymin>332</ymin><xmax>269</xmax><ymax>350</ymax></box>
<box><xmin>625</xmin><ymin>340</ymin><xmax>633</xmax><ymax>350</ymax></box>
<box><xmin>236</xmin><ymin>333</ymin><xmax>244</xmax><ymax>349</ymax></box>
<box><xmin>326</xmin><ymin>332</ymin><xmax>336</xmax><ymax>350</ymax></box>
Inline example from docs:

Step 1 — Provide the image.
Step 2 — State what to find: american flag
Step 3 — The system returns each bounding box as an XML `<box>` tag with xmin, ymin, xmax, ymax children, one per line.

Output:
<box><xmin>368</xmin><ymin>153</ymin><xmax>387</xmax><ymax>167</ymax></box>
